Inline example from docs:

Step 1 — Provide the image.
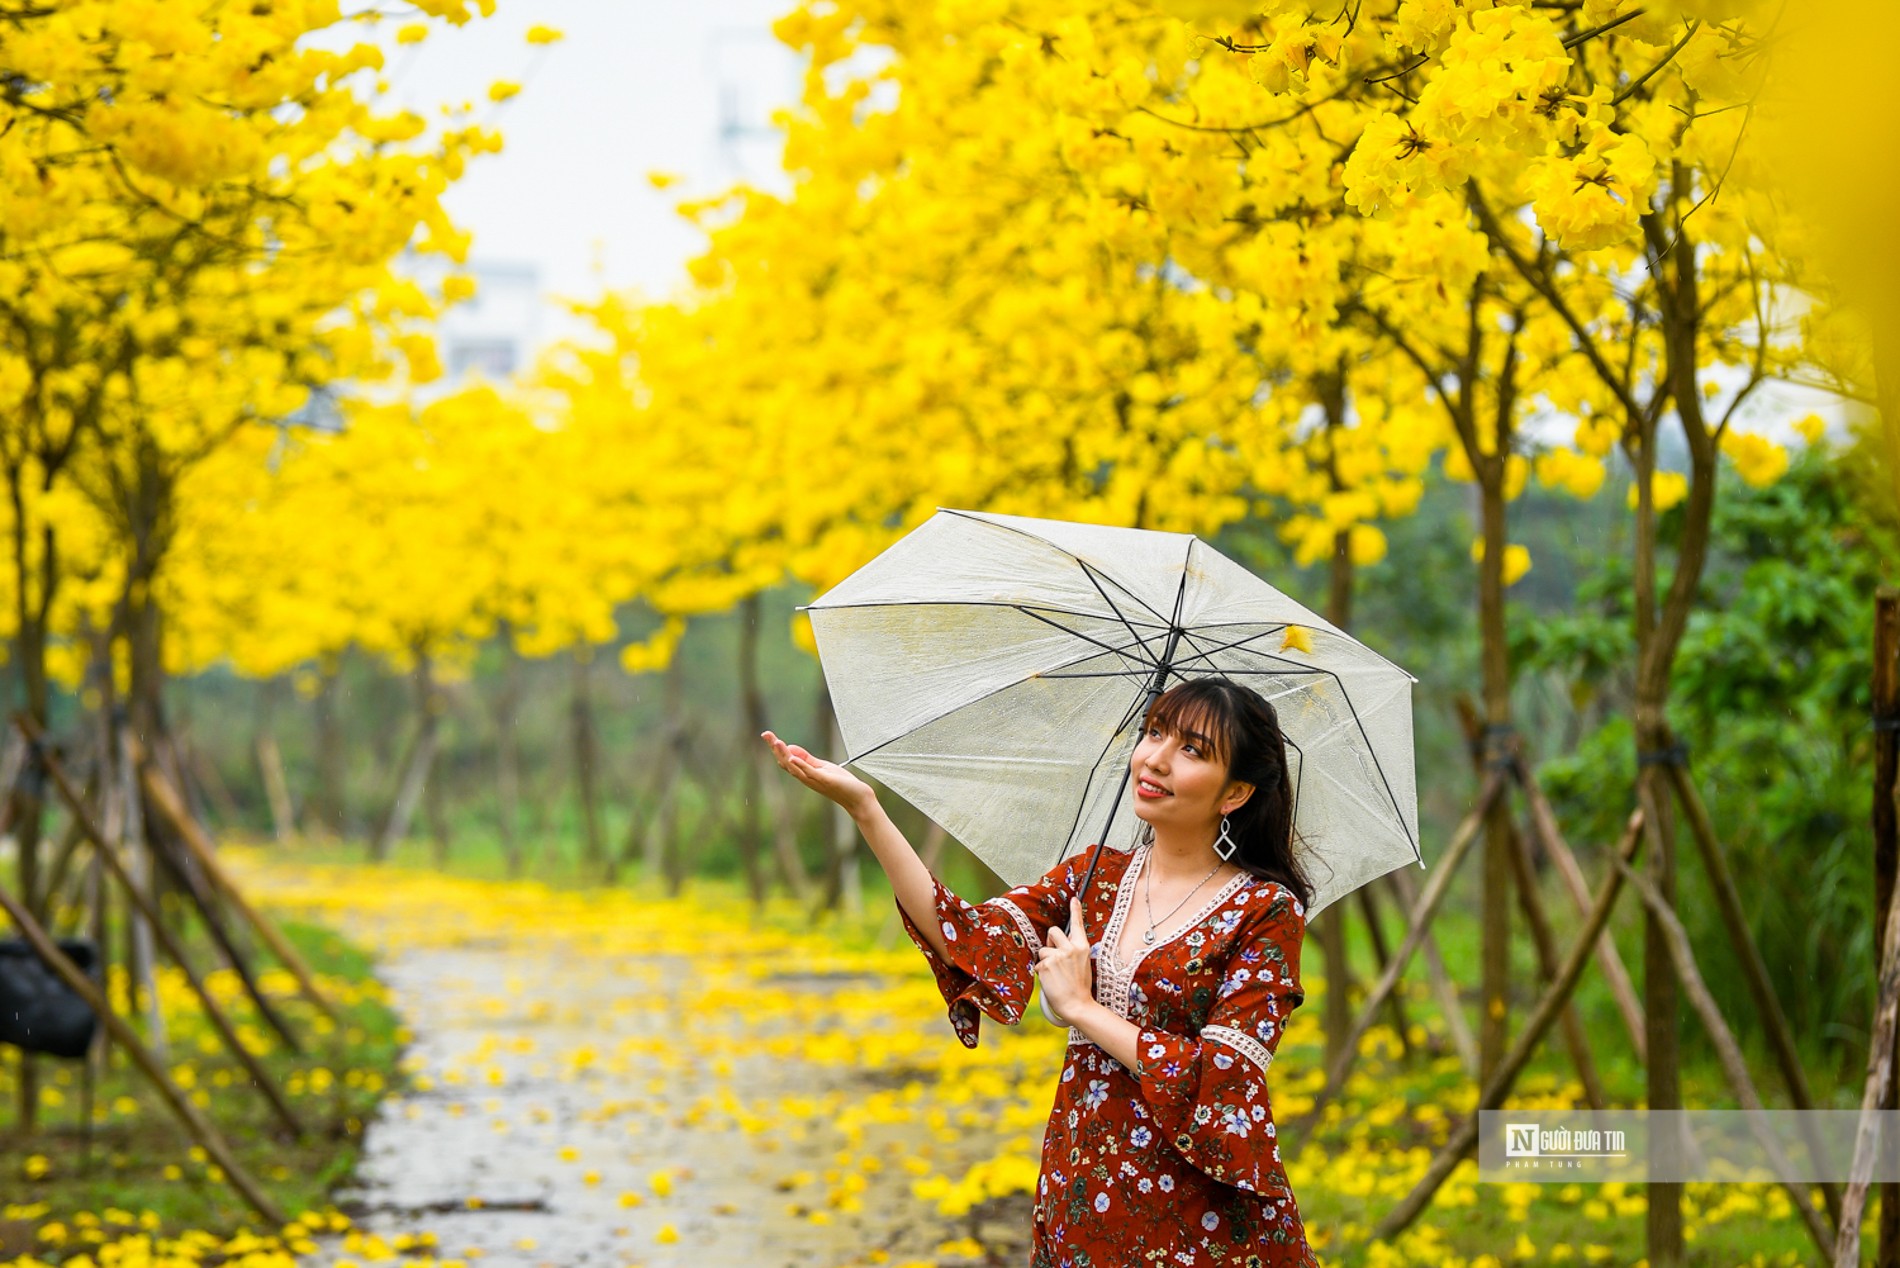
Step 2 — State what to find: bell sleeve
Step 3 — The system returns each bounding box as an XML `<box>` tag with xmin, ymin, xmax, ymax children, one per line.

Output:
<box><xmin>894</xmin><ymin>844</ymin><xmax>1101</xmax><ymax>1049</ymax></box>
<box><xmin>1133</xmin><ymin>882</ymin><xmax>1307</xmax><ymax>1196</ymax></box>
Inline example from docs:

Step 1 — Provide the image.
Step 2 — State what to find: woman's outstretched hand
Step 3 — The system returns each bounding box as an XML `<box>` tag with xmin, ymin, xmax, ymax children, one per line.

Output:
<box><xmin>761</xmin><ymin>730</ymin><xmax>877</xmax><ymax>818</ymax></box>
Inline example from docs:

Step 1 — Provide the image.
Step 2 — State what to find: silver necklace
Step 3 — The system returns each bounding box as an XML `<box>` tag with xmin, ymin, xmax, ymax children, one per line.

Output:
<box><xmin>1140</xmin><ymin>845</ymin><xmax>1225</xmax><ymax>945</ymax></box>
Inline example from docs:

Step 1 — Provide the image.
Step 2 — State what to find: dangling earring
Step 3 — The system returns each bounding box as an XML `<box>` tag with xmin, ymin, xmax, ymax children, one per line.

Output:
<box><xmin>1138</xmin><ymin>821</ymin><xmax>1155</xmax><ymax>848</ymax></box>
<box><xmin>1214</xmin><ymin>815</ymin><xmax>1237</xmax><ymax>861</ymax></box>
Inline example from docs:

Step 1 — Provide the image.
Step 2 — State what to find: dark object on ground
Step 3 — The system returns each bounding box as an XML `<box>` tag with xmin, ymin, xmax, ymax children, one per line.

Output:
<box><xmin>0</xmin><ymin>936</ymin><xmax>100</xmax><ymax>1058</ymax></box>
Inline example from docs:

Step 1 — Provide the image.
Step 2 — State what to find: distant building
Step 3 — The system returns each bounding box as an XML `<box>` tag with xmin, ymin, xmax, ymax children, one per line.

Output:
<box><xmin>423</xmin><ymin>257</ymin><xmax>542</xmax><ymax>401</ymax></box>
<box><xmin>377</xmin><ymin>248</ymin><xmax>544</xmax><ymax>404</ymax></box>
<box><xmin>272</xmin><ymin>253</ymin><xmax>542</xmax><ymax>447</ymax></box>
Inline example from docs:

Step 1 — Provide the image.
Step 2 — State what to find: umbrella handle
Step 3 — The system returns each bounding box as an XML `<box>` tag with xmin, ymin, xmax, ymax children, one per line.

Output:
<box><xmin>1036</xmin><ymin>985</ymin><xmax>1069</xmax><ymax>1029</ymax></box>
<box><xmin>1034</xmin><ymin>909</ymin><xmax>1075</xmax><ymax>1029</ymax></box>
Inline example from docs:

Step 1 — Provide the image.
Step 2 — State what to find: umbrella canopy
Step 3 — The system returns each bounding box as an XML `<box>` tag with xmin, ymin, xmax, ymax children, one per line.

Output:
<box><xmin>801</xmin><ymin>508</ymin><xmax>1421</xmax><ymax>917</ymax></box>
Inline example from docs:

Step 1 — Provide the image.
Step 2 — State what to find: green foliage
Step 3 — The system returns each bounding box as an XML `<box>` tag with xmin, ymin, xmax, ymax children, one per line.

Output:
<box><xmin>1516</xmin><ymin>436</ymin><xmax>1900</xmax><ymax>1080</ymax></box>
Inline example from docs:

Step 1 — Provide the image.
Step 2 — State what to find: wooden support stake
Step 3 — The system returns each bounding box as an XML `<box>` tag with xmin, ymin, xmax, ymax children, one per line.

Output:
<box><xmin>1848</xmin><ymin>586</ymin><xmax>1900</xmax><ymax>1268</ymax></box>
<box><xmin>45</xmin><ymin>778</ymin><xmax>308</xmax><ymax>1138</ymax></box>
<box><xmin>0</xmin><ymin>874</ymin><xmax>286</xmax><ymax>1226</ymax></box>
<box><xmin>20</xmin><ymin>716</ymin><xmax>308</xmax><ymax>1055</ymax></box>
<box><xmin>131</xmin><ymin>737</ymin><xmax>342</xmax><ymax>1027</ymax></box>
<box><xmin>1613</xmin><ymin>854</ymin><xmax>1836</xmax><ymax>1261</ymax></box>
<box><xmin>1294</xmin><ymin>771</ymin><xmax>1506</xmax><ymax>1135</ymax></box>
<box><xmin>185</xmin><ymin>735</ymin><xmax>247</xmax><ymax>832</ymax></box>
<box><xmin>1354</xmin><ymin>882</ymin><xmax>1416</xmax><ymax>1061</ymax></box>
<box><xmin>256</xmin><ymin>730</ymin><xmax>296</xmax><ymax>846</ymax></box>
<box><xmin>1505</xmin><ymin>802</ymin><xmax>1608</xmax><ymax>1111</ymax></box>
<box><xmin>1839</xmin><ymin>788</ymin><xmax>1900</xmax><ymax>1264</ymax></box>
<box><xmin>1384</xmin><ymin>865</ymin><xmax>1479</xmax><ymax>1077</ymax></box>
<box><xmin>1372</xmin><ymin>806</ymin><xmax>1645</xmax><ymax>1243</ymax></box>
<box><xmin>1513</xmin><ymin>755</ymin><xmax>1648</xmax><ymax>1063</ymax></box>
<box><xmin>1664</xmin><ymin>751</ymin><xmax>1842</xmax><ymax>1229</ymax></box>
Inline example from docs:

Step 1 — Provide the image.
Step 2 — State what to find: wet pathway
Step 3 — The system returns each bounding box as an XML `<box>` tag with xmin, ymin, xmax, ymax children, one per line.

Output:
<box><xmin>243</xmin><ymin>864</ymin><xmax>1043</xmax><ymax>1268</ymax></box>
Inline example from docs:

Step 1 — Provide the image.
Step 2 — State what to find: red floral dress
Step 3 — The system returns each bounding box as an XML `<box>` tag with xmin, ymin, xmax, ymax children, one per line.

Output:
<box><xmin>895</xmin><ymin>840</ymin><xmax>1321</xmax><ymax>1267</ymax></box>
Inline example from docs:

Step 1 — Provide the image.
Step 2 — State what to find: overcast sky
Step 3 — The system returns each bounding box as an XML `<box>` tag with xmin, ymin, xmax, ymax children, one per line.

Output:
<box><xmin>361</xmin><ymin>0</ymin><xmax>800</xmax><ymax>350</ymax></box>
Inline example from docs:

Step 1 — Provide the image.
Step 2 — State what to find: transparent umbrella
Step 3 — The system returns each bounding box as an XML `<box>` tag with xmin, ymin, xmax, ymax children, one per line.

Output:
<box><xmin>801</xmin><ymin>507</ymin><xmax>1422</xmax><ymax>926</ymax></box>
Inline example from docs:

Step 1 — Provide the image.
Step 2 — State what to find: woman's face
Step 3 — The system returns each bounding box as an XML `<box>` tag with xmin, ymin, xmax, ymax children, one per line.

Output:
<box><xmin>1130</xmin><ymin>717</ymin><xmax>1245</xmax><ymax>835</ymax></box>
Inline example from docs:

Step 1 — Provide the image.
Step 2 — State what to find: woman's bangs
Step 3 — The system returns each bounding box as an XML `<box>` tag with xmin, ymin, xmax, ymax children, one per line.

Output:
<box><xmin>1143</xmin><ymin>690</ymin><xmax>1231</xmax><ymax>765</ymax></box>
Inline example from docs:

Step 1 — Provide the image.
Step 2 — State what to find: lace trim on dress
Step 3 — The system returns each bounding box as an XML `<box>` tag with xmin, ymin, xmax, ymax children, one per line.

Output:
<box><xmin>1095</xmin><ymin>843</ymin><xmax>1252</xmax><ymax>1025</ymax></box>
<box><xmin>1200</xmin><ymin>1023</ymin><xmax>1276</xmax><ymax>1075</ymax></box>
<box><xmin>983</xmin><ymin>895</ymin><xmax>1042</xmax><ymax>950</ymax></box>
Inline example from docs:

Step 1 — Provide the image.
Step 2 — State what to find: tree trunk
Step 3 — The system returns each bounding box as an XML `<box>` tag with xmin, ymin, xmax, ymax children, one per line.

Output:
<box><xmin>1872</xmin><ymin>585</ymin><xmax>1900</xmax><ymax>1266</ymax></box>
<box><xmin>310</xmin><ymin>658</ymin><xmax>347</xmax><ymax>838</ymax></box>
<box><xmin>255</xmin><ymin>678</ymin><xmax>296</xmax><ymax>843</ymax></box>
<box><xmin>809</xmin><ymin>676</ymin><xmax>862</xmax><ymax>920</ymax></box>
<box><xmin>372</xmin><ymin>653</ymin><xmax>442</xmax><ymax>862</ymax></box>
<box><xmin>1318</xmin><ymin>474</ymin><xmax>1363</xmax><ymax>1071</ymax></box>
<box><xmin>623</xmin><ymin>639</ymin><xmax>687</xmax><ymax>890</ymax></box>
<box><xmin>493</xmin><ymin>629</ymin><xmax>524</xmax><ymax>877</ymax></box>
<box><xmin>424</xmin><ymin>677</ymin><xmax>453</xmax><ymax>866</ymax></box>
<box><xmin>1475</xmin><ymin>474</ymin><xmax>1514</xmax><ymax>1090</ymax></box>
<box><xmin>734</xmin><ymin>595</ymin><xmax>769</xmax><ymax>908</ymax></box>
<box><xmin>1632</xmin><ymin>455</ymin><xmax>1685</xmax><ymax>1267</ymax></box>
<box><xmin>1630</xmin><ymin>191</ymin><xmax>1739</xmax><ymax>1265</ymax></box>
<box><xmin>572</xmin><ymin>650</ymin><xmax>605</xmax><ymax>872</ymax></box>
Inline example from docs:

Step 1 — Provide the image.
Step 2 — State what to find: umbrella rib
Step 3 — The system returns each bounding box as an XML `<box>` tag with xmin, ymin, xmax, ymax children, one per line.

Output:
<box><xmin>1333</xmin><ymin>682</ymin><xmax>1421</xmax><ymax>858</ymax></box>
<box><xmin>1013</xmin><ymin>606</ymin><xmax>1159</xmax><ymax>670</ymax></box>
<box><xmin>1036</xmin><ymin>668</ymin><xmax>1179</xmax><ymax>681</ymax></box>
<box><xmin>1171</xmin><ymin>623</ymin><xmax>1318</xmax><ymax>673</ymax></box>
<box><xmin>1169</xmin><ymin>626</ymin><xmax>1421</xmax><ymax>857</ymax></box>
<box><xmin>1161</xmin><ymin>666</ymin><xmax>1331</xmax><ymax>678</ymax></box>
<box><xmin>1165</xmin><ymin>617</ymin><xmax>1419</xmax><ymax>684</ymax></box>
<box><xmin>1077</xmin><ymin>560</ymin><xmax>1170</xmax><ymax>668</ymax></box>
<box><xmin>1173</xmin><ymin>622</ymin><xmax>1285</xmax><ymax>662</ymax></box>
<box><xmin>1053</xmin><ymin>691</ymin><xmax>1150</xmax><ymax>870</ymax></box>
<box><xmin>1284</xmin><ymin>732</ymin><xmax>1305</xmax><ymax>855</ymax></box>
<box><xmin>1051</xmin><ymin>567</ymin><xmax>1193</xmax><ymax>876</ymax></box>
<box><xmin>934</xmin><ymin>508</ymin><xmax>1179</xmax><ymax>628</ymax></box>
<box><xmin>801</xmin><ymin>597</ymin><xmax>1168</xmax><ymax>627</ymax></box>
<box><xmin>840</xmin><ymin>629</ymin><xmax>1170</xmax><ymax>766</ymax></box>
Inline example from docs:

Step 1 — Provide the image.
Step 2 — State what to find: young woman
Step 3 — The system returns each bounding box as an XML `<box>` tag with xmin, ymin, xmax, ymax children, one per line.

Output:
<box><xmin>762</xmin><ymin>676</ymin><xmax>1320</xmax><ymax>1266</ymax></box>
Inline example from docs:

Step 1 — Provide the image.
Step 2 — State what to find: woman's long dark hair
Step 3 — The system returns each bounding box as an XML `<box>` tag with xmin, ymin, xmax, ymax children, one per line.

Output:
<box><xmin>1140</xmin><ymin>676</ymin><xmax>1314</xmax><ymax>912</ymax></box>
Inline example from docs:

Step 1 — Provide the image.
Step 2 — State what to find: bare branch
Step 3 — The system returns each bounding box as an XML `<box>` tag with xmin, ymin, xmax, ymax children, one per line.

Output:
<box><xmin>1612</xmin><ymin>18</ymin><xmax>1701</xmax><ymax>106</ymax></box>
<box><xmin>1563</xmin><ymin>9</ymin><xmax>1645</xmax><ymax>49</ymax></box>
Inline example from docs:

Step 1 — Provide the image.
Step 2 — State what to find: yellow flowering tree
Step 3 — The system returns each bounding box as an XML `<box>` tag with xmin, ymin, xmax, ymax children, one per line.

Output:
<box><xmin>0</xmin><ymin>0</ymin><xmax>504</xmax><ymax>1124</ymax></box>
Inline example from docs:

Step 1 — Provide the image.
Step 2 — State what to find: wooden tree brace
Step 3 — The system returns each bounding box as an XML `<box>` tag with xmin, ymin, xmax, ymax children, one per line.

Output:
<box><xmin>1614</xmin><ymin>853</ymin><xmax>1836</xmax><ymax>1261</ymax></box>
<box><xmin>1293</xmin><ymin>768</ymin><xmax>1508</xmax><ymax>1136</ymax></box>
<box><xmin>13</xmin><ymin>717</ymin><xmax>308</xmax><ymax>1136</ymax></box>
<box><xmin>1371</xmin><ymin>805</ymin><xmax>1645</xmax><ymax>1244</ymax></box>
<box><xmin>1512</xmin><ymin>754</ymin><xmax>1648</xmax><ymax>1063</ymax></box>
<box><xmin>0</xmin><ymin>874</ymin><xmax>286</xmax><ymax>1226</ymax></box>
<box><xmin>129</xmin><ymin>736</ymin><xmax>343</xmax><ymax>1027</ymax></box>
<box><xmin>1504</xmin><ymin>799</ymin><xmax>1608</xmax><ymax>1112</ymax></box>
<box><xmin>1663</xmin><ymin>750</ymin><xmax>1842</xmax><ymax>1229</ymax></box>
<box><xmin>19</xmin><ymin>713</ymin><xmax>308</xmax><ymax>1054</ymax></box>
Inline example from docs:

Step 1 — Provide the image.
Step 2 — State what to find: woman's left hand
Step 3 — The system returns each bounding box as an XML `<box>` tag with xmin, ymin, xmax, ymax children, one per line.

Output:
<box><xmin>1034</xmin><ymin>897</ymin><xmax>1095</xmax><ymax>1017</ymax></box>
